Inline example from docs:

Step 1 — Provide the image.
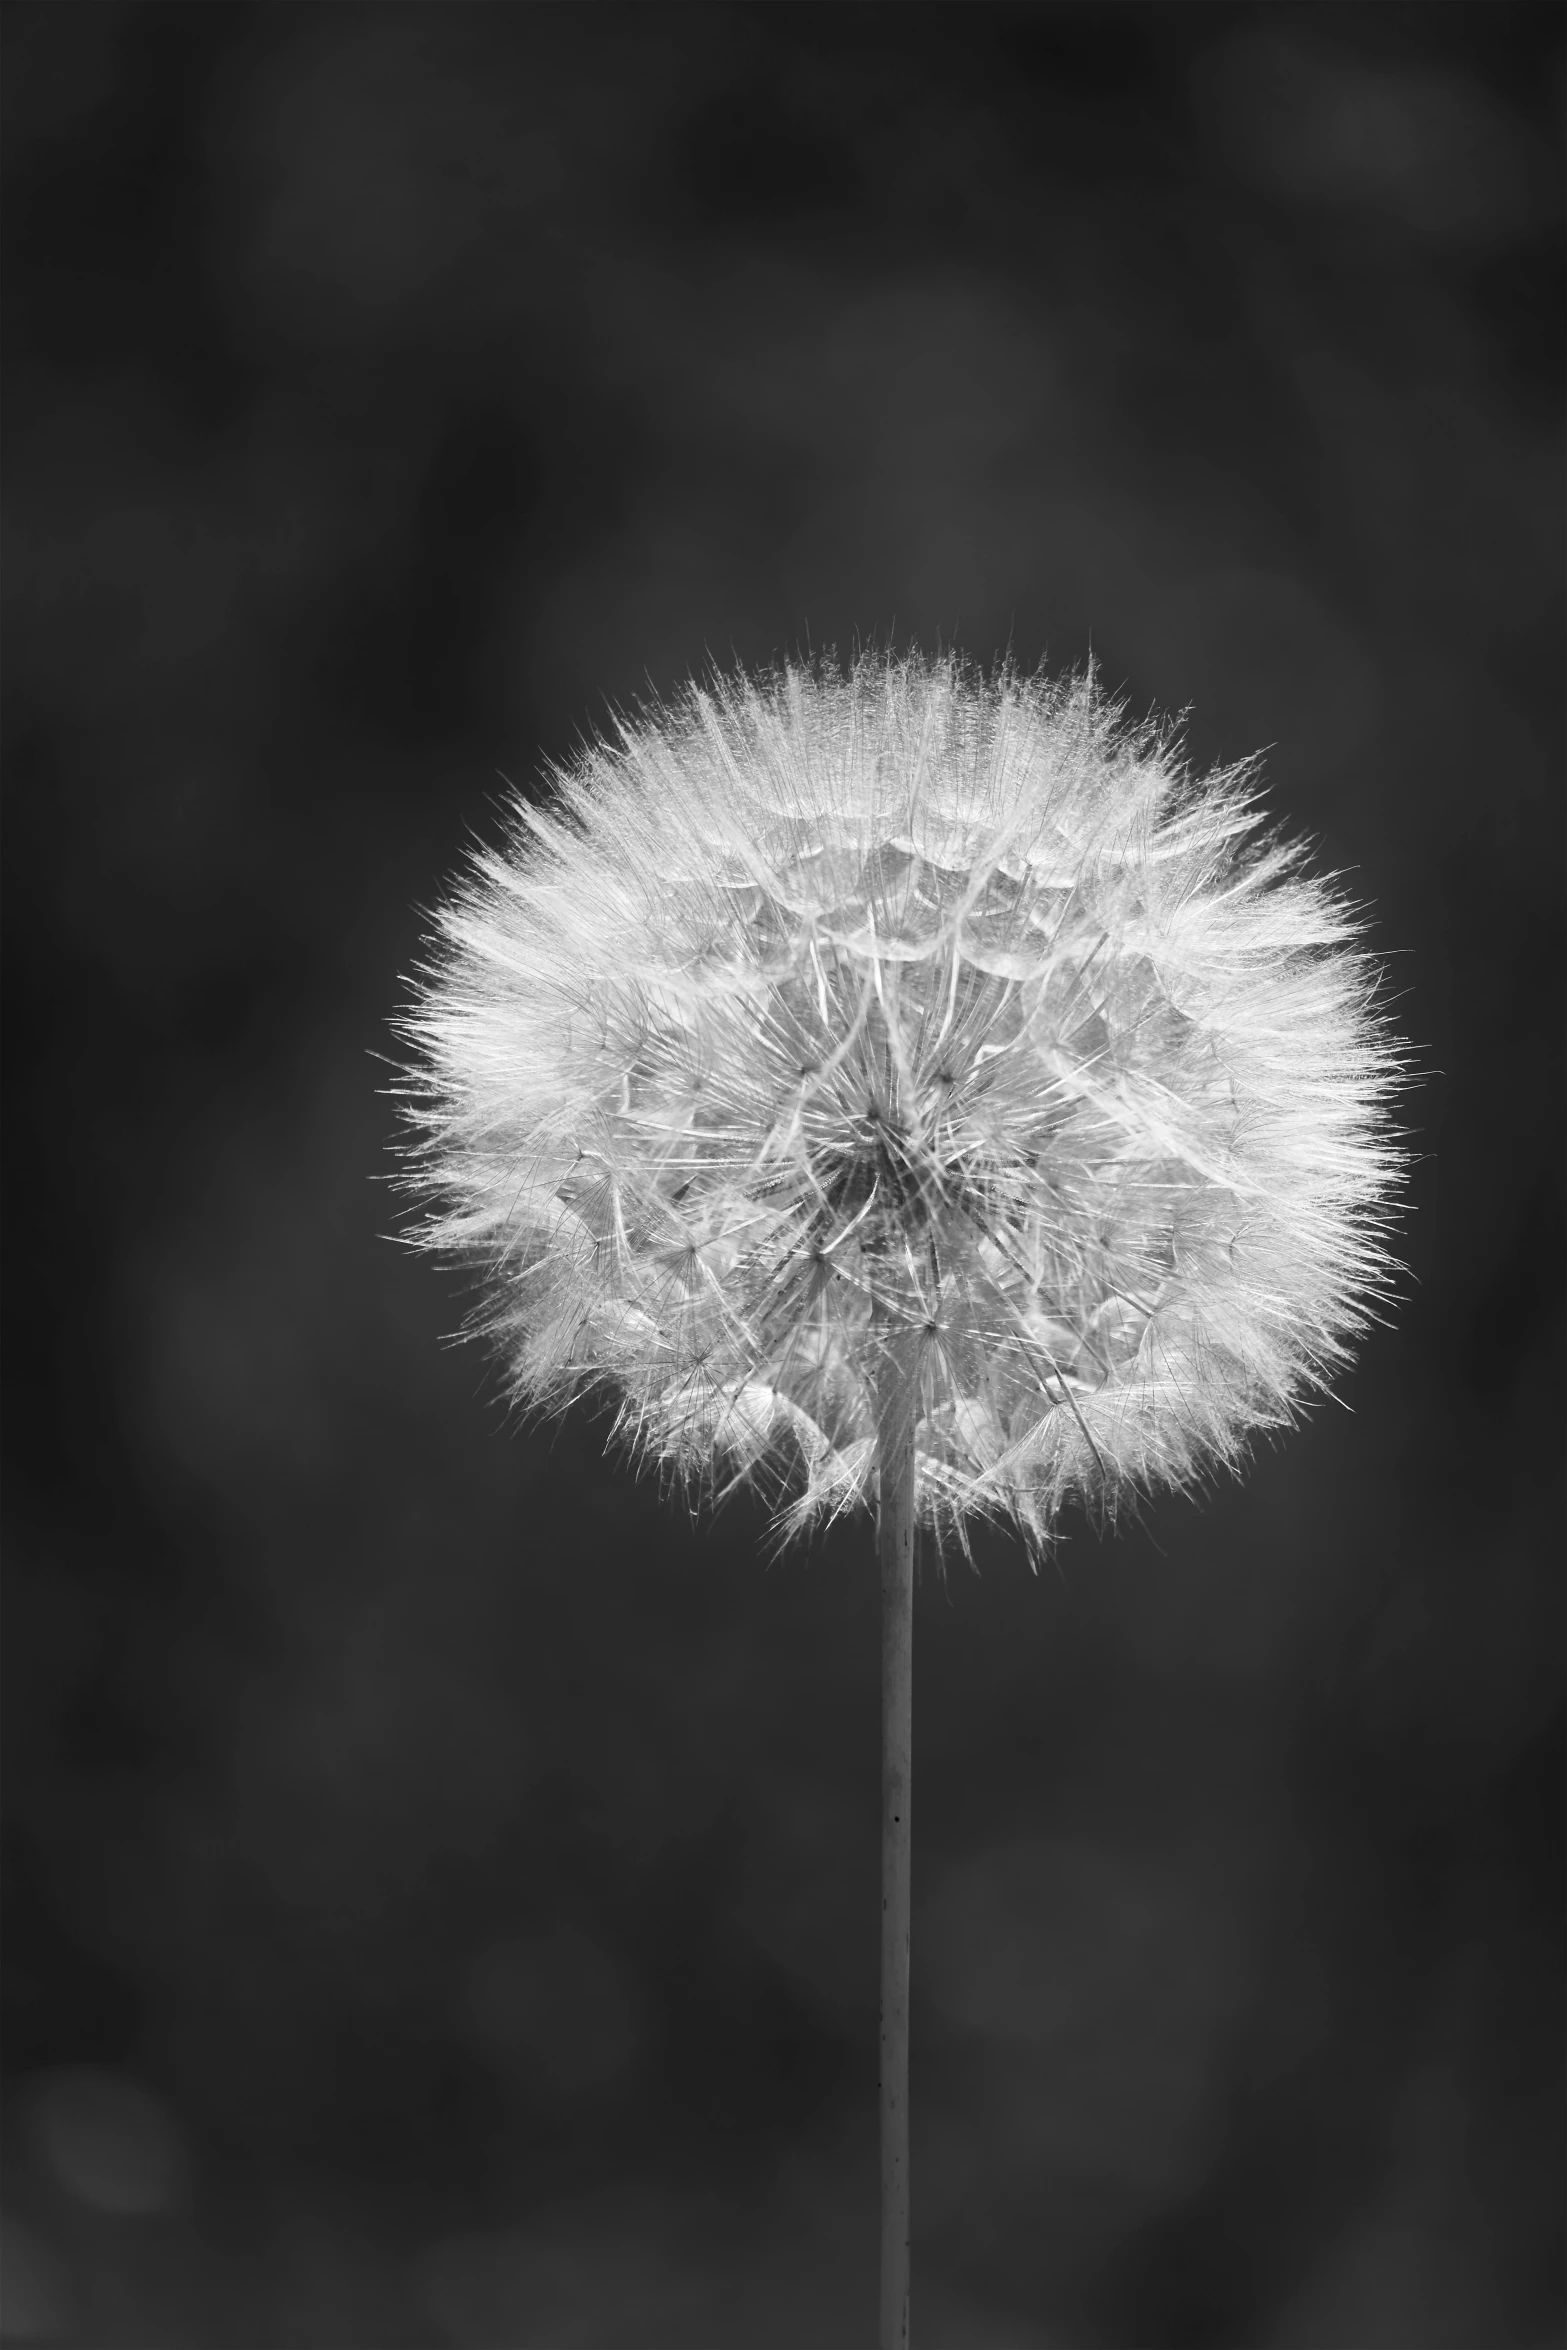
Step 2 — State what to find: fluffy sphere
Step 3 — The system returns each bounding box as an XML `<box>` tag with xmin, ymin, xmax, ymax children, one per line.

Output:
<box><xmin>399</xmin><ymin>652</ymin><xmax>1405</xmax><ymax>1563</ymax></box>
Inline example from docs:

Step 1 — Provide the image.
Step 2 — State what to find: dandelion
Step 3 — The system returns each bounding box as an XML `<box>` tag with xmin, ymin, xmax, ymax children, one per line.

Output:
<box><xmin>396</xmin><ymin>649</ymin><xmax>1406</xmax><ymax>2347</ymax></box>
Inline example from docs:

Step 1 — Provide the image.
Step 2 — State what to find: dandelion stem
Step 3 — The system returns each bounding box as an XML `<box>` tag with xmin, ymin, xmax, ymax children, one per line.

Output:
<box><xmin>877</xmin><ymin>1331</ymin><xmax>916</xmax><ymax>2350</ymax></box>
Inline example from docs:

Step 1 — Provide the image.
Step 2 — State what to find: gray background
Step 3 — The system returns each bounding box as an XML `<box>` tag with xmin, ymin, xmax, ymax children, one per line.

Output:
<box><xmin>3</xmin><ymin>6</ymin><xmax>1562</xmax><ymax>2344</ymax></box>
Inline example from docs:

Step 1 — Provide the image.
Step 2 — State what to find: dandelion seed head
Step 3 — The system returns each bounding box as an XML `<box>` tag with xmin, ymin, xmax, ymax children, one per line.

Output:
<box><xmin>397</xmin><ymin>650</ymin><xmax>1407</xmax><ymax>1566</ymax></box>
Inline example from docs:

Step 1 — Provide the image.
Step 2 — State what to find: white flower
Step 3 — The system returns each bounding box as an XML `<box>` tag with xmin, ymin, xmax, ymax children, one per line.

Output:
<box><xmin>398</xmin><ymin>652</ymin><xmax>1406</xmax><ymax>1564</ymax></box>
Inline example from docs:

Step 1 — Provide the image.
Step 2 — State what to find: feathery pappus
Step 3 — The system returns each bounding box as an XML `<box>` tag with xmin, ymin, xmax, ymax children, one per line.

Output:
<box><xmin>396</xmin><ymin>651</ymin><xmax>1407</xmax><ymax>1565</ymax></box>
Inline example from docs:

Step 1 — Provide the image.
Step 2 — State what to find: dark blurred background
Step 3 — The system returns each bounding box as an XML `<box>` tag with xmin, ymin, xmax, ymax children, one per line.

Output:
<box><xmin>2</xmin><ymin>6</ymin><xmax>1562</xmax><ymax>2345</ymax></box>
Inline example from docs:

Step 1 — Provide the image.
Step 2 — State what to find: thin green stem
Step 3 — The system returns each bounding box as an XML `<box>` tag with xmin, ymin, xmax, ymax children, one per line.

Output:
<box><xmin>877</xmin><ymin>1333</ymin><xmax>917</xmax><ymax>2350</ymax></box>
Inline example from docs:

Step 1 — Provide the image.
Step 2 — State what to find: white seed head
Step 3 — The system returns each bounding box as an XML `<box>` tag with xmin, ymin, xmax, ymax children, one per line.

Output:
<box><xmin>397</xmin><ymin>651</ymin><xmax>1407</xmax><ymax>1565</ymax></box>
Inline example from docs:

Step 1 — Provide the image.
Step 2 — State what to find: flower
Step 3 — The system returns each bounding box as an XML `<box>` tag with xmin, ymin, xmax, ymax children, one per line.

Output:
<box><xmin>397</xmin><ymin>650</ymin><xmax>1406</xmax><ymax>1565</ymax></box>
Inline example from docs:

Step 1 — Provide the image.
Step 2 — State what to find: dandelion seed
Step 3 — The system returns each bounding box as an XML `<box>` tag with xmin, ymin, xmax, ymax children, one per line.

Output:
<box><xmin>399</xmin><ymin>650</ymin><xmax>1404</xmax><ymax>1562</ymax></box>
<box><xmin>395</xmin><ymin>648</ymin><xmax>1408</xmax><ymax>2346</ymax></box>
